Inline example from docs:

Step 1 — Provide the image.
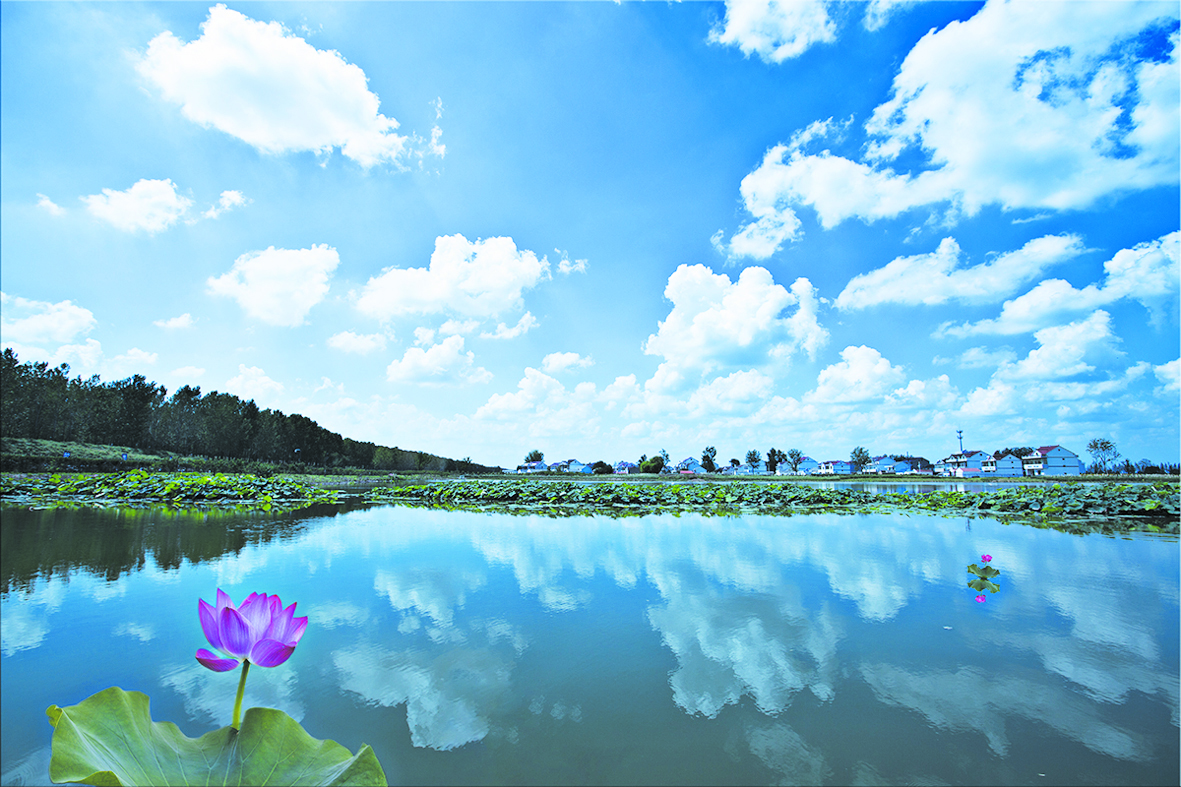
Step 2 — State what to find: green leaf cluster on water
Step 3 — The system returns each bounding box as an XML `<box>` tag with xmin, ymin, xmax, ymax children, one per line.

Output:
<box><xmin>967</xmin><ymin>562</ymin><xmax>1001</xmax><ymax>593</ymax></box>
<box><xmin>0</xmin><ymin>470</ymin><xmax>340</xmax><ymax>512</ymax></box>
<box><xmin>46</xmin><ymin>687</ymin><xmax>384</xmax><ymax>786</ymax></box>
<box><xmin>364</xmin><ymin>479</ymin><xmax>1180</xmax><ymax>535</ymax></box>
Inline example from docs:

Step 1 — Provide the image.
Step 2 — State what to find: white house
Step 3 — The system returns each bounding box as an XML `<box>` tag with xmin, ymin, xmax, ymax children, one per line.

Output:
<box><xmin>673</xmin><ymin>457</ymin><xmax>707</xmax><ymax>474</ymax></box>
<box><xmin>868</xmin><ymin>455</ymin><xmax>895</xmax><ymax>474</ymax></box>
<box><xmin>940</xmin><ymin>450</ymin><xmax>988</xmax><ymax>477</ymax></box>
<box><xmin>613</xmin><ymin>461</ymin><xmax>638</xmax><ymax>474</ymax></box>
<box><xmin>564</xmin><ymin>460</ymin><xmax>593</xmax><ymax>474</ymax></box>
<box><xmin>735</xmin><ymin>460</ymin><xmax>767</xmax><ymax>475</ymax></box>
<box><xmin>1023</xmin><ymin>445</ymin><xmax>1081</xmax><ymax>476</ymax></box>
<box><xmin>815</xmin><ymin>460</ymin><xmax>852</xmax><ymax>475</ymax></box>
<box><xmin>981</xmin><ymin>453</ymin><xmax>1024</xmax><ymax>477</ymax></box>
<box><xmin>517</xmin><ymin>460</ymin><xmax>547</xmax><ymax>473</ymax></box>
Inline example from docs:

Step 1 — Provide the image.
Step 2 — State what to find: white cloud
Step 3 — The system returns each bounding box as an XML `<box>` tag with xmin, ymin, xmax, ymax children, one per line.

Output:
<box><xmin>555</xmin><ymin>249</ymin><xmax>588</xmax><ymax>275</ymax></box>
<box><xmin>685</xmin><ymin>369</ymin><xmax>775</xmax><ymax>417</ymax></box>
<box><xmin>724</xmin><ymin>4</ymin><xmax>1180</xmax><ymax>258</ymax></box>
<box><xmin>863</xmin><ymin>0</ymin><xmax>916</xmax><ymax>32</ymax></box>
<box><xmin>1154</xmin><ymin>358</ymin><xmax>1180</xmax><ymax>394</ymax></box>
<box><xmin>327</xmin><ymin>331</ymin><xmax>387</xmax><ymax>355</ymax></box>
<box><xmin>0</xmin><ymin>292</ymin><xmax>96</xmax><ymax>345</ymax></box>
<box><xmin>385</xmin><ymin>335</ymin><xmax>491</xmax><ymax>385</ymax></box>
<box><xmin>170</xmin><ymin>365</ymin><xmax>206</xmax><ymax>379</ymax></box>
<box><xmin>938</xmin><ymin>231</ymin><xmax>1180</xmax><ymax>337</ymax></box>
<box><xmin>836</xmin><ymin>234</ymin><xmax>1084</xmax><ymax>310</ymax></box>
<box><xmin>999</xmin><ymin>311</ymin><xmax>1122</xmax><ymax>381</ymax></box>
<box><xmin>956</xmin><ymin>346</ymin><xmax>1017</xmax><ymax>370</ymax></box>
<box><xmin>81</xmin><ymin>178</ymin><xmax>192</xmax><ymax>233</ymax></box>
<box><xmin>642</xmin><ymin>264</ymin><xmax>827</xmax><ymax>386</ymax></box>
<box><xmin>357</xmin><ymin>235</ymin><xmax>549</xmax><ymax>320</ymax></box>
<box><xmin>113</xmin><ymin>348</ymin><xmax>158</xmax><ymax>368</ymax></box>
<box><xmin>154</xmin><ymin>313</ymin><xmax>194</xmax><ymax>330</ymax></box>
<box><xmin>805</xmin><ymin>345</ymin><xmax>908</xmax><ymax>403</ymax></box>
<box><xmin>480</xmin><ymin>312</ymin><xmax>538</xmax><ymax>340</ymax></box>
<box><xmin>202</xmin><ymin>190</ymin><xmax>248</xmax><ymax>219</ymax></box>
<box><xmin>541</xmin><ymin>352</ymin><xmax>594</xmax><ymax>375</ymax></box>
<box><xmin>224</xmin><ymin>364</ymin><xmax>284</xmax><ymax>403</ymax></box>
<box><xmin>207</xmin><ymin>244</ymin><xmax>339</xmax><ymax>327</ymax></box>
<box><xmin>138</xmin><ymin>4</ymin><xmax>408</xmax><ymax>168</ymax></box>
<box><xmin>36</xmin><ymin>194</ymin><xmax>64</xmax><ymax>216</ymax></box>
<box><xmin>440</xmin><ymin>319</ymin><xmax>479</xmax><ymax>336</ymax></box>
<box><xmin>473</xmin><ymin>368</ymin><xmax>601</xmax><ymax>442</ymax></box>
<box><xmin>708</xmin><ymin>0</ymin><xmax>836</xmax><ymax>63</ymax></box>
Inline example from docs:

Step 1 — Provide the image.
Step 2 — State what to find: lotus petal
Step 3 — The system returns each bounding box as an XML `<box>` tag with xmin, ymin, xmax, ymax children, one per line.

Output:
<box><xmin>219</xmin><ymin>606</ymin><xmax>252</xmax><ymax>658</ymax></box>
<box><xmin>198</xmin><ymin>598</ymin><xmax>224</xmax><ymax>652</ymax></box>
<box><xmin>250</xmin><ymin>638</ymin><xmax>295</xmax><ymax>668</ymax></box>
<box><xmin>196</xmin><ymin>649</ymin><xmax>240</xmax><ymax>672</ymax></box>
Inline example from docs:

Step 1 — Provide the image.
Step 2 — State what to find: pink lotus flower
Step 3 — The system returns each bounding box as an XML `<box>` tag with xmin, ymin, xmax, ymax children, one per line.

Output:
<box><xmin>975</xmin><ymin>594</ymin><xmax>987</xmax><ymax>603</ymax></box>
<box><xmin>981</xmin><ymin>554</ymin><xmax>992</xmax><ymax>563</ymax></box>
<box><xmin>196</xmin><ymin>589</ymin><xmax>308</xmax><ymax>672</ymax></box>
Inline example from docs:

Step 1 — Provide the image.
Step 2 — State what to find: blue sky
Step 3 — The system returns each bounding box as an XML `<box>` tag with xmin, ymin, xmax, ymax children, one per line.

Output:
<box><xmin>2</xmin><ymin>0</ymin><xmax>1178</xmax><ymax>469</ymax></box>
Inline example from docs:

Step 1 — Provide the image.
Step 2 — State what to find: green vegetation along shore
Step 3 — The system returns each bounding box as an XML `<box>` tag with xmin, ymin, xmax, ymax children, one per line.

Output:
<box><xmin>3</xmin><ymin>471</ymin><xmax>1176</xmax><ymax>537</ymax></box>
<box><xmin>364</xmin><ymin>478</ymin><xmax>1180</xmax><ymax>536</ymax></box>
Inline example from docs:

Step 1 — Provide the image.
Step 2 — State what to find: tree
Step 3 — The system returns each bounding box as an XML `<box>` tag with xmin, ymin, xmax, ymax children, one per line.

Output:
<box><xmin>701</xmin><ymin>446</ymin><xmax>717</xmax><ymax>472</ymax></box>
<box><xmin>730</xmin><ymin>458</ymin><xmax>740</xmax><ymax>468</ymax></box>
<box><xmin>766</xmin><ymin>447</ymin><xmax>786</xmax><ymax>473</ymax></box>
<box><xmin>639</xmin><ymin>455</ymin><xmax>665</xmax><ymax>474</ymax></box>
<box><xmin>786</xmin><ymin>448</ymin><xmax>804</xmax><ymax>474</ymax></box>
<box><xmin>745</xmin><ymin>449</ymin><xmax>761</xmax><ymax>467</ymax></box>
<box><xmin>850</xmin><ymin>446</ymin><xmax>871</xmax><ymax>473</ymax></box>
<box><xmin>994</xmin><ymin>446</ymin><xmax>1034</xmax><ymax>459</ymax></box>
<box><xmin>1086</xmin><ymin>438</ymin><xmax>1120</xmax><ymax>473</ymax></box>
<box><xmin>591</xmin><ymin>460</ymin><xmax>613</xmax><ymax>474</ymax></box>
<box><xmin>525</xmin><ymin>449</ymin><xmax>544</xmax><ymax>464</ymax></box>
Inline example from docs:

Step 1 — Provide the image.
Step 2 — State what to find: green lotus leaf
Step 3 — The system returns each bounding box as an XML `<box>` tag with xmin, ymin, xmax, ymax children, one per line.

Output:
<box><xmin>967</xmin><ymin>563</ymin><xmax>1000</xmax><ymax>579</ymax></box>
<box><xmin>967</xmin><ymin>578</ymin><xmax>1000</xmax><ymax>593</ymax></box>
<box><xmin>46</xmin><ymin>687</ymin><xmax>385</xmax><ymax>786</ymax></box>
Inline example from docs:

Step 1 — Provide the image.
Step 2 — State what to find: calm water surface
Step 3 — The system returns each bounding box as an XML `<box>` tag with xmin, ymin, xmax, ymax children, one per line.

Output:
<box><xmin>1</xmin><ymin>503</ymin><xmax>1177</xmax><ymax>786</ymax></box>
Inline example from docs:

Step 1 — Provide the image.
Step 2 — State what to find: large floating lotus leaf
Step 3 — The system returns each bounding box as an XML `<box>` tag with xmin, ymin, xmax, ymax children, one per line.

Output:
<box><xmin>46</xmin><ymin>687</ymin><xmax>385</xmax><ymax>786</ymax></box>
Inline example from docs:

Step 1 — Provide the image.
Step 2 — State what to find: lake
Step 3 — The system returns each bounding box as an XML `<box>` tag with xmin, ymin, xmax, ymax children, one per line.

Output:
<box><xmin>1</xmin><ymin>501</ymin><xmax>1177</xmax><ymax>786</ymax></box>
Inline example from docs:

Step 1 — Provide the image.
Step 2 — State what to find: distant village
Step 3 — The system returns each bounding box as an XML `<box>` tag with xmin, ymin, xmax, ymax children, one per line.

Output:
<box><xmin>514</xmin><ymin>445</ymin><xmax>1087</xmax><ymax>478</ymax></box>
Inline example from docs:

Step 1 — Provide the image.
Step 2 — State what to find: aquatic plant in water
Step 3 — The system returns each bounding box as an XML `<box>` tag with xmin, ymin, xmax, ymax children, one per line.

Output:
<box><xmin>968</xmin><ymin>554</ymin><xmax>1001</xmax><ymax>601</ymax></box>
<box><xmin>44</xmin><ymin>589</ymin><xmax>384</xmax><ymax>785</ymax></box>
<box><xmin>196</xmin><ymin>589</ymin><xmax>308</xmax><ymax>728</ymax></box>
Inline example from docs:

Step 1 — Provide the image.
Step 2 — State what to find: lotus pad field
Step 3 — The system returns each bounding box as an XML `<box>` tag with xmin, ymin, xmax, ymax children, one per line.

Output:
<box><xmin>364</xmin><ymin>479</ymin><xmax>1180</xmax><ymax>535</ymax></box>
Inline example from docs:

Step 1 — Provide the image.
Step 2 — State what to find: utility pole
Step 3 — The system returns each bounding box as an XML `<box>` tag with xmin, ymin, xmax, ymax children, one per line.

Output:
<box><xmin>956</xmin><ymin>429</ymin><xmax>964</xmax><ymax>454</ymax></box>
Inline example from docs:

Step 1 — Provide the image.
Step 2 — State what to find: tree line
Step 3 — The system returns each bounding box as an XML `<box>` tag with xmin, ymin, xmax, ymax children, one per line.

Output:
<box><xmin>0</xmin><ymin>349</ymin><xmax>493</xmax><ymax>473</ymax></box>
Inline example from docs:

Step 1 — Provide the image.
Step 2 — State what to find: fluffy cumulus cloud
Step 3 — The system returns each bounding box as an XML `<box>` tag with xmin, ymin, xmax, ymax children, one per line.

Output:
<box><xmin>36</xmin><ymin>194</ymin><xmax>64</xmax><ymax>216</ymax></box>
<box><xmin>642</xmin><ymin>264</ymin><xmax>827</xmax><ymax>387</ymax></box>
<box><xmin>805</xmin><ymin>345</ymin><xmax>908</xmax><ymax>404</ymax></box>
<box><xmin>207</xmin><ymin>245</ymin><xmax>339</xmax><ymax>327</ymax></box>
<box><xmin>474</xmin><ymin>368</ymin><xmax>601</xmax><ymax>442</ymax></box>
<box><xmin>724</xmin><ymin>2</ymin><xmax>1180</xmax><ymax>258</ymax></box>
<box><xmin>480</xmin><ymin>312</ymin><xmax>538</xmax><ymax>340</ymax></box>
<box><xmin>708</xmin><ymin>0</ymin><xmax>836</xmax><ymax>63</ymax></box>
<box><xmin>224</xmin><ymin>364</ymin><xmax>285</xmax><ymax>404</ymax></box>
<box><xmin>137</xmin><ymin>4</ymin><xmax>408</xmax><ymax>168</ymax></box>
<box><xmin>0</xmin><ymin>293</ymin><xmax>97</xmax><ymax>345</ymax></box>
<box><xmin>939</xmin><ymin>231</ymin><xmax>1181</xmax><ymax>337</ymax></box>
<box><xmin>201</xmin><ymin>190</ymin><xmax>247</xmax><ymax>220</ymax></box>
<box><xmin>836</xmin><ymin>234</ymin><xmax>1084</xmax><ymax>310</ymax></box>
<box><xmin>541</xmin><ymin>352</ymin><xmax>594</xmax><ymax>375</ymax></box>
<box><xmin>81</xmin><ymin>178</ymin><xmax>192</xmax><ymax>233</ymax></box>
<box><xmin>154</xmin><ymin>313</ymin><xmax>194</xmax><ymax>330</ymax></box>
<box><xmin>959</xmin><ymin>311</ymin><xmax>1131</xmax><ymax>416</ymax></box>
<box><xmin>357</xmin><ymin>235</ymin><xmax>549</xmax><ymax>321</ymax></box>
<box><xmin>327</xmin><ymin>331</ymin><xmax>387</xmax><ymax>355</ymax></box>
<box><xmin>385</xmin><ymin>335</ymin><xmax>491</xmax><ymax>385</ymax></box>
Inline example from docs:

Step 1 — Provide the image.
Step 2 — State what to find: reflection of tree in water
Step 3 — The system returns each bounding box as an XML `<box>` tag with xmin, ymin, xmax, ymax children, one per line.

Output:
<box><xmin>0</xmin><ymin>504</ymin><xmax>340</xmax><ymax>593</ymax></box>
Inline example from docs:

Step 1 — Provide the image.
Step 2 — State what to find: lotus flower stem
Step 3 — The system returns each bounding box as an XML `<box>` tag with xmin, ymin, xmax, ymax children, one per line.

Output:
<box><xmin>232</xmin><ymin>660</ymin><xmax>251</xmax><ymax>730</ymax></box>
